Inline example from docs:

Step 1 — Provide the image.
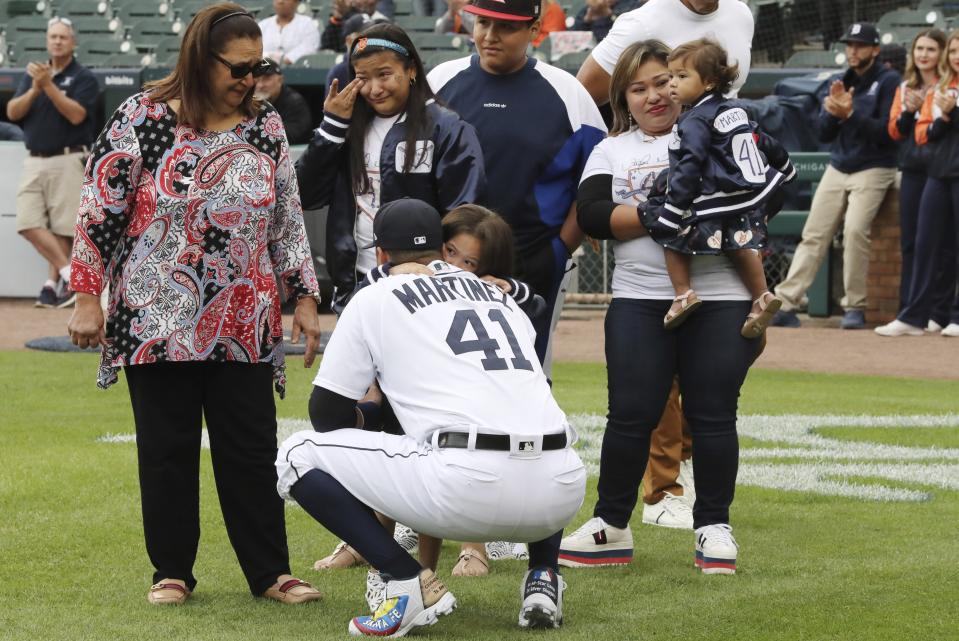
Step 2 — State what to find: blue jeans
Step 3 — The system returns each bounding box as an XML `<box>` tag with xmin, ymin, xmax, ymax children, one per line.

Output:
<box><xmin>596</xmin><ymin>298</ymin><xmax>759</xmax><ymax>529</ymax></box>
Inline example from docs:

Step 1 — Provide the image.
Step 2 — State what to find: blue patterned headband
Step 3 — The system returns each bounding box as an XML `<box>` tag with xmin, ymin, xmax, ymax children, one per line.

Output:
<box><xmin>352</xmin><ymin>37</ymin><xmax>410</xmax><ymax>58</ymax></box>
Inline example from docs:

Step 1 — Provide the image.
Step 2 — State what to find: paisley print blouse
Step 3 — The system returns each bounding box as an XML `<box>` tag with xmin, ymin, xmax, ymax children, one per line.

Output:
<box><xmin>70</xmin><ymin>92</ymin><xmax>319</xmax><ymax>394</ymax></box>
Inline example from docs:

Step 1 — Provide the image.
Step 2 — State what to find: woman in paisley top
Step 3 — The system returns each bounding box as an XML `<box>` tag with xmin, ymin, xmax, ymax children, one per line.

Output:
<box><xmin>67</xmin><ymin>3</ymin><xmax>323</xmax><ymax>606</ymax></box>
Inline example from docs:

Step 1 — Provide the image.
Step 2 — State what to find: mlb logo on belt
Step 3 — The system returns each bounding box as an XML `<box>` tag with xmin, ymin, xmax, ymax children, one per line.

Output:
<box><xmin>519</xmin><ymin>441</ymin><xmax>534</xmax><ymax>451</ymax></box>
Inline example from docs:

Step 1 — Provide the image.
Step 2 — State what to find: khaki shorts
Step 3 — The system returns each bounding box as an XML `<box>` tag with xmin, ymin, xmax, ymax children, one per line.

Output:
<box><xmin>15</xmin><ymin>151</ymin><xmax>87</xmax><ymax>237</ymax></box>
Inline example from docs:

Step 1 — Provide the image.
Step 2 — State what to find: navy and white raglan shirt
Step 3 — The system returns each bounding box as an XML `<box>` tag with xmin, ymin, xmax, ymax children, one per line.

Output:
<box><xmin>428</xmin><ymin>56</ymin><xmax>607</xmax><ymax>255</ymax></box>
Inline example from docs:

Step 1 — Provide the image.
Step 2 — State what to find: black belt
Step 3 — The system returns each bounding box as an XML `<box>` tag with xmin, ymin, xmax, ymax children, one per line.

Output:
<box><xmin>30</xmin><ymin>145</ymin><xmax>87</xmax><ymax>158</ymax></box>
<box><xmin>436</xmin><ymin>432</ymin><xmax>567</xmax><ymax>451</ymax></box>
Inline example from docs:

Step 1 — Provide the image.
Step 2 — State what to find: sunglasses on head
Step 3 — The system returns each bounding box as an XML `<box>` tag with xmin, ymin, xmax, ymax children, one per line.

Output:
<box><xmin>48</xmin><ymin>16</ymin><xmax>73</xmax><ymax>26</ymax></box>
<box><xmin>211</xmin><ymin>53</ymin><xmax>273</xmax><ymax>79</ymax></box>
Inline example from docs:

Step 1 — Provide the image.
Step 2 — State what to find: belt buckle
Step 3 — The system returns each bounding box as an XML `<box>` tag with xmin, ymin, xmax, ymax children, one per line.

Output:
<box><xmin>508</xmin><ymin>434</ymin><xmax>542</xmax><ymax>459</ymax></box>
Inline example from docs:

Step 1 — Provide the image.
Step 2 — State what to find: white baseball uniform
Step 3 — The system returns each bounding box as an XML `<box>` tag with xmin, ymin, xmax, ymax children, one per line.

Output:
<box><xmin>277</xmin><ymin>260</ymin><xmax>587</xmax><ymax>542</ymax></box>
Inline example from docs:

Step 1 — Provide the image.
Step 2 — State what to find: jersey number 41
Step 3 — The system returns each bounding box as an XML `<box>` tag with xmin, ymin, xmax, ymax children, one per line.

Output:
<box><xmin>446</xmin><ymin>309</ymin><xmax>534</xmax><ymax>372</ymax></box>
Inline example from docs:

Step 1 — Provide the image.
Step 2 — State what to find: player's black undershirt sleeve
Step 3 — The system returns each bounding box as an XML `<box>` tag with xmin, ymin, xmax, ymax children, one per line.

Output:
<box><xmin>309</xmin><ymin>386</ymin><xmax>361</xmax><ymax>432</ymax></box>
<box><xmin>576</xmin><ymin>174</ymin><xmax>617</xmax><ymax>240</ymax></box>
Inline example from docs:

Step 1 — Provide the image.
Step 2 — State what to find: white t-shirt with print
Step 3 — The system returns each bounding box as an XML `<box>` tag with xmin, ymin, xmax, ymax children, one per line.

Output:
<box><xmin>580</xmin><ymin>128</ymin><xmax>749</xmax><ymax>300</ymax></box>
<box><xmin>354</xmin><ymin>114</ymin><xmax>401</xmax><ymax>274</ymax></box>
<box><xmin>590</xmin><ymin>0</ymin><xmax>754</xmax><ymax>97</ymax></box>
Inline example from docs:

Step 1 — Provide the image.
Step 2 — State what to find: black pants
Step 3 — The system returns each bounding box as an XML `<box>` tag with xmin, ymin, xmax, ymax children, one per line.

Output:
<box><xmin>515</xmin><ymin>237</ymin><xmax>570</xmax><ymax>364</ymax></box>
<box><xmin>125</xmin><ymin>361</ymin><xmax>290</xmax><ymax>595</ymax></box>
<box><xmin>595</xmin><ymin>299</ymin><xmax>759</xmax><ymax>530</ymax></box>
<box><xmin>900</xmin><ymin>176</ymin><xmax>959</xmax><ymax>327</ymax></box>
<box><xmin>898</xmin><ymin>170</ymin><xmax>956</xmax><ymax>324</ymax></box>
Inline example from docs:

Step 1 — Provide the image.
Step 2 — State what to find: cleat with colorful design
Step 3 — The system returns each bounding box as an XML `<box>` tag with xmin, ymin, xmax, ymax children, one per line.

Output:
<box><xmin>348</xmin><ymin>569</ymin><xmax>456</xmax><ymax>637</ymax></box>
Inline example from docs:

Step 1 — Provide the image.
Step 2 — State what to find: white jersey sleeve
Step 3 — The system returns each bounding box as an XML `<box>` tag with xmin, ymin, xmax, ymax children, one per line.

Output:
<box><xmin>312</xmin><ymin>289</ymin><xmax>378</xmax><ymax>399</ymax></box>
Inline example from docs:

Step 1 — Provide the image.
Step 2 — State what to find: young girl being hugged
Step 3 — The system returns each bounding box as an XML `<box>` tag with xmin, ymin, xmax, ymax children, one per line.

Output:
<box><xmin>641</xmin><ymin>38</ymin><xmax>795</xmax><ymax>337</ymax></box>
<box><xmin>882</xmin><ymin>29</ymin><xmax>959</xmax><ymax>336</ymax></box>
<box><xmin>296</xmin><ymin>23</ymin><xmax>486</xmax><ymax>313</ymax></box>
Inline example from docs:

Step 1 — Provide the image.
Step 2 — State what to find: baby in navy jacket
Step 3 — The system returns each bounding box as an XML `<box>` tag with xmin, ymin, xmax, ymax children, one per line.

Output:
<box><xmin>641</xmin><ymin>38</ymin><xmax>796</xmax><ymax>337</ymax></box>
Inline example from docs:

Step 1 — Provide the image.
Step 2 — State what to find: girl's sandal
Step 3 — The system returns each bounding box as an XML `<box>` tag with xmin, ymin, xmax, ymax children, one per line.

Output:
<box><xmin>741</xmin><ymin>291</ymin><xmax>782</xmax><ymax>338</ymax></box>
<box><xmin>451</xmin><ymin>550</ymin><xmax>490</xmax><ymax>577</ymax></box>
<box><xmin>313</xmin><ymin>541</ymin><xmax>368</xmax><ymax>570</ymax></box>
<box><xmin>664</xmin><ymin>289</ymin><xmax>702</xmax><ymax>329</ymax></box>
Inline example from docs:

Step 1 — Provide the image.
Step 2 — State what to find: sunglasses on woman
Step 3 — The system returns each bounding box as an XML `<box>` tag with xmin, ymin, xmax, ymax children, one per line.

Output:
<box><xmin>211</xmin><ymin>53</ymin><xmax>273</xmax><ymax>79</ymax></box>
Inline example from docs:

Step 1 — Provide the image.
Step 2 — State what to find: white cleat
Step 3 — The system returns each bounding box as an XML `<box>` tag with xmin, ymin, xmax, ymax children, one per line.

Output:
<box><xmin>348</xmin><ymin>569</ymin><xmax>456</xmax><ymax>638</ymax></box>
<box><xmin>517</xmin><ymin>566</ymin><xmax>565</xmax><ymax>629</ymax></box>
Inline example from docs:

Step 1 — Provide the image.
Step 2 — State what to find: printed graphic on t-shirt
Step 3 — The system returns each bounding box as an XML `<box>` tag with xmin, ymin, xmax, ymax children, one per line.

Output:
<box><xmin>613</xmin><ymin>154</ymin><xmax>668</xmax><ymax>204</ymax></box>
<box><xmin>395</xmin><ymin>140</ymin><xmax>434</xmax><ymax>173</ymax></box>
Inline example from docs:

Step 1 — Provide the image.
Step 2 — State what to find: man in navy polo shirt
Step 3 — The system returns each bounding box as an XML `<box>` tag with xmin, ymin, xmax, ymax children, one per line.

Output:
<box><xmin>427</xmin><ymin>0</ymin><xmax>606</xmax><ymax>371</ymax></box>
<box><xmin>7</xmin><ymin>16</ymin><xmax>99</xmax><ymax>308</ymax></box>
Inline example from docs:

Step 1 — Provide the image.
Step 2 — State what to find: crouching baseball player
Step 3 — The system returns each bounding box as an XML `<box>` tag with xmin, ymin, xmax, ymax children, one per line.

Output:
<box><xmin>276</xmin><ymin>198</ymin><xmax>587</xmax><ymax>636</ymax></box>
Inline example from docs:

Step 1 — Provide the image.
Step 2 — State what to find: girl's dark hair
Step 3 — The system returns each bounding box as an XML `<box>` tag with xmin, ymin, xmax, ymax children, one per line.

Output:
<box><xmin>904</xmin><ymin>28</ymin><xmax>946</xmax><ymax>89</ymax></box>
<box><xmin>609</xmin><ymin>39</ymin><xmax>672</xmax><ymax>135</ymax></box>
<box><xmin>348</xmin><ymin>23</ymin><xmax>434</xmax><ymax>194</ymax></box>
<box><xmin>668</xmin><ymin>38</ymin><xmax>739</xmax><ymax>96</ymax></box>
<box><xmin>442</xmin><ymin>204</ymin><xmax>515</xmax><ymax>278</ymax></box>
<box><xmin>145</xmin><ymin>3</ymin><xmax>262</xmax><ymax>127</ymax></box>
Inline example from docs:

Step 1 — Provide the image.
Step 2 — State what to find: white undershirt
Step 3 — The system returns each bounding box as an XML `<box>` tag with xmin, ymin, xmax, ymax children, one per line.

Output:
<box><xmin>580</xmin><ymin>128</ymin><xmax>750</xmax><ymax>300</ymax></box>
<box><xmin>354</xmin><ymin>114</ymin><xmax>400</xmax><ymax>274</ymax></box>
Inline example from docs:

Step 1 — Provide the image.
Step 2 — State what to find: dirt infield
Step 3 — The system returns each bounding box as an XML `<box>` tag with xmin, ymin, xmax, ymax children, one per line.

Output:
<box><xmin>2</xmin><ymin>299</ymin><xmax>957</xmax><ymax>380</ymax></box>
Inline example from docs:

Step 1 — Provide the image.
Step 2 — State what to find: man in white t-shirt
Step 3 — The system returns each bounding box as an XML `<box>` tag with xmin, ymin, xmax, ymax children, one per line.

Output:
<box><xmin>259</xmin><ymin>0</ymin><xmax>320</xmax><ymax>64</ymax></box>
<box><xmin>576</xmin><ymin>0</ymin><xmax>754</xmax><ymax>104</ymax></box>
<box><xmin>276</xmin><ymin>198</ymin><xmax>586</xmax><ymax>637</ymax></box>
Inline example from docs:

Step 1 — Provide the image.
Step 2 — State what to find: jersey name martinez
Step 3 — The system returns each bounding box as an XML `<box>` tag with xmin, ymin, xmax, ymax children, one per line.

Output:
<box><xmin>392</xmin><ymin>275</ymin><xmax>516</xmax><ymax>314</ymax></box>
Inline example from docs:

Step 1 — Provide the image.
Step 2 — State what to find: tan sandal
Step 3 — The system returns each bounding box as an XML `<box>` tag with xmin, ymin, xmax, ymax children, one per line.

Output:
<box><xmin>263</xmin><ymin>577</ymin><xmax>323</xmax><ymax>604</ymax></box>
<box><xmin>147</xmin><ymin>578</ymin><xmax>190</xmax><ymax>605</ymax></box>
<box><xmin>313</xmin><ymin>541</ymin><xmax>368</xmax><ymax>570</ymax></box>
<box><xmin>451</xmin><ymin>550</ymin><xmax>490</xmax><ymax>577</ymax></box>
<box><xmin>664</xmin><ymin>289</ymin><xmax>702</xmax><ymax>329</ymax></box>
<box><xmin>741</xmin><ymin>291</ymin><xmax>782</xmax><ymax>338</ymax></box>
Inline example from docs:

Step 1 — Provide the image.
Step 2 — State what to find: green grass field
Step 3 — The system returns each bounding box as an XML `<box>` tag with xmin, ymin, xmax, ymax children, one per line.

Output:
<box><xmin>1</xmin><ymin>352</ymin><xmax>957</xmax><ymax>641</ymax></box>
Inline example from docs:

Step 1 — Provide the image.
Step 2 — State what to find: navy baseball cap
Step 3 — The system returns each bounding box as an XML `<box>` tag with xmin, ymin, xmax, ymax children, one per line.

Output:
<box><xmin>363</xmin><ymin>198</ymin><xmax>442</xmax><ymax>251</ymax></box>
<box><xmin>464</xmin><ymin>0</ymin><xmax>540</xmax><ymax>22</ymax></box>
<box><xmin>839</xmin><ymin>22</ymin><xmax>880</xmax><ymax>45</ymax></box>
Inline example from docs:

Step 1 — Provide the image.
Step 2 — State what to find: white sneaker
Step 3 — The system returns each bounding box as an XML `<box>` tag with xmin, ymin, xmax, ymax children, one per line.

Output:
<box><xmin>348</xmin><ymin>569</ymin><xmax>456</xmax><ymax>637</ymax></box>
<box><xmin>393</xmin><ymin>524</ymin><xmax>419</xmax><ymax>553</ymax></box>
<box><xmin>942</xmin><ymin>323</ymin><xmax>959</xmax><ymax>337</ymax></box>
<box><xmin>927</xmin><ymin>320</ymin><xmax>944</xmax><ymax>332</ymax></box>
<box><xmin>694</xmin><ymin>524</ymin><xmax>739</xmax><ymax>575</ymax></box>
<box><xmin>874</xmin><ymin>319</ymin><xmax>924</xmax><ymax>336</ymax></box>
<box><xmin>678</xmin><ymin>458</ymin><xmax>696</xmax><ymax>507</ymax></box>
<box><xmin>557</xmin><ymin>516</ymin><xmax>633</xmax><ymax>567</ymax></box>
<box><xmin>365</xmin><ymin>569</ymin><xmax>387</xmax><ymax>613</ymax></box>
<box><xmin>486</xmin><ymin>541</ymin><xmax>529</xmax><ymax>561</ymax></box>
<box><xmin>517</xmin><ymin>567</ymin><xmax>565</xmax><ymax>629</ymax></box>
<box><xmin>642</xmin><ymin>492</ymin><xmax>693</xmax><ymax>529</ymax></box>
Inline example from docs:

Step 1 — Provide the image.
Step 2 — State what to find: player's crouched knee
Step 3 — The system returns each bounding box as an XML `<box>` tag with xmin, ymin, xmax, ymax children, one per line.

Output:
<box><xmin>274</xmin><ymin>430</ymin><xmax>320</xmax><ymax>500</ymax></box>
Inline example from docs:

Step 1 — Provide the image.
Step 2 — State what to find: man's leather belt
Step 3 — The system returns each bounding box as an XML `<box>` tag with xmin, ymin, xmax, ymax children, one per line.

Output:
<box><xmin>30</xmin><ymin>145</ymin><xmax>87</xmax><ymax>157</ymax></box>
<box><xmin>436</xmin><ymin>432</ymin><xmax>567</xmax><ymax>451</ymax></box>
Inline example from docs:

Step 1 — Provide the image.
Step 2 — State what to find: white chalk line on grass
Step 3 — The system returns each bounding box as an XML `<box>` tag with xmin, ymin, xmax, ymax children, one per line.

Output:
<box><xmin>97</xmin><ymin>414</ymin><xmax>959</xmax><ymax>502</ymax></box>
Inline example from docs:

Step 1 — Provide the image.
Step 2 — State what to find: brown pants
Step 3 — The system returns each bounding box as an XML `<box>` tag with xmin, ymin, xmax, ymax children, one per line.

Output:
<box><xmin>641</xmin><ymin>378</ymin><xmax>691</xmax><ymax>504</ymax></box>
